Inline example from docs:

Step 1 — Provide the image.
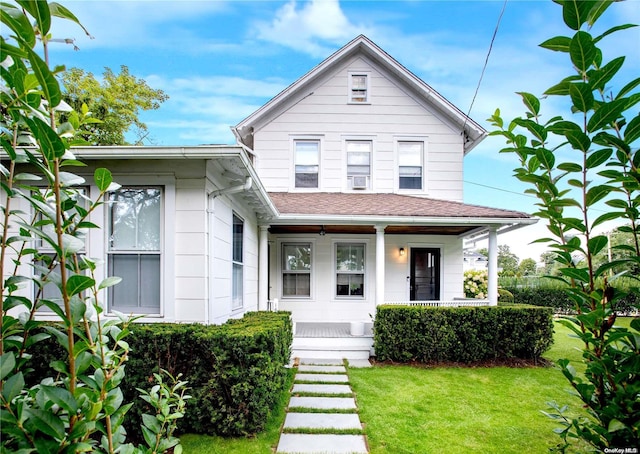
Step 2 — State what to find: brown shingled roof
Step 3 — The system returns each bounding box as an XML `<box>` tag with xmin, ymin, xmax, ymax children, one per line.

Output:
<box><xmin>269</xmin><ymin>192</ymin><xmax>530</xmax><ymax>219</ymax></box>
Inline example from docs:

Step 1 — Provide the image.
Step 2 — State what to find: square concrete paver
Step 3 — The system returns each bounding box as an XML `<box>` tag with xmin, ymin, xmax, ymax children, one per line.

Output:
<box><xmin>347</xmin><ymin>359</ymin><xmax>372</xmax><ymax>368</ymax></box>
<box><xmin>284</xmin><ymin>413</ymin><xmax>362</xmax><ymax>430</ymax></box>
<box><xmin>276</xmin><ymin>434</ymin><xmax>368</xmax><ymax>453</ymax></box>
<box><xmin>296</xmin><ymin>373</ymin><xmax>348</xmax><ymax>383</ymax></box>
<box><xmin>292</xmin><ymin>384</ymin><xmax>352</xmax><ymax>394</ymax></box>
<box><xmin>289</xmin><ymin>396</ymin><xmax>357</xmax><ymax>410</ymax></box>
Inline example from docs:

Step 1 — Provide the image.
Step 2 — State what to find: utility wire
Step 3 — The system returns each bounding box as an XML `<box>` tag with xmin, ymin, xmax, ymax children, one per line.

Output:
<box><xmin>461</xmin><ymin>0</ymin><xmax>508</xmax><ymax>136</ymax></box>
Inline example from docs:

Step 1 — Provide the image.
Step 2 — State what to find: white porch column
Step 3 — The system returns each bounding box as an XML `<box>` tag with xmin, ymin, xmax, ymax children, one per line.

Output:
<box><xmin>488</xmin><ymin>226</ymin><xmax>498</xmax><ymax>306</ymax></box>
<box><xmin>375</xmin><ymin>225</ymin><xmax>386</xmax><ymax>306</ymax></box>
<box><xmin>258</xmin><ymin>225</ymin><xmax>269</xmax><ymax>311</ymax></box>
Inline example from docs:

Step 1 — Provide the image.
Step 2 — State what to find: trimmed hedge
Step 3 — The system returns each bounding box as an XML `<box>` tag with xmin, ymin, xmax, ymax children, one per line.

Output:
<box><xmin>503</xmin><ymin>287</ymin><xmax>640</xmax><ymax>314</ymax></box>
<box><xmin>373</xmin><ymin>305</ymin><xmax>553</xmax><ymax>363</ymax></box>
<box><xmin>27</xmin><ymin>311</ymin><xmax>292</xmax><ymax>439</ymax></box>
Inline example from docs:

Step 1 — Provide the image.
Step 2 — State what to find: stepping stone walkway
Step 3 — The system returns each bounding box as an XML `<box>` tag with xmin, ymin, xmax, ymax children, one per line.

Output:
<box><xmin>276</xmin><ymin>359</ymin><xmax>369</xmax><ymax>454</ymax></box>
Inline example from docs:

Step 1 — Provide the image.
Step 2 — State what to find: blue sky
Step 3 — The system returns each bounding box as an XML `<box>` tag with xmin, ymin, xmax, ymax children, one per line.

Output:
<box><xmin>45</xmin><ymin>0</ymin><xmax>640</xmax><ymax>261</ymax></box>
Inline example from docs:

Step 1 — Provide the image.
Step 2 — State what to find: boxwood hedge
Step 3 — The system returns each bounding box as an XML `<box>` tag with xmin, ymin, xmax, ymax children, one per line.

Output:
<box><xmin>27</xmin><ymin>311</ymin><xmax>292</xmax><ymax>439</ymax></box>
<box><xmin>373</xmin><ymin>305</ymin><xmax>553</xmax><ymax>363</ymax></box>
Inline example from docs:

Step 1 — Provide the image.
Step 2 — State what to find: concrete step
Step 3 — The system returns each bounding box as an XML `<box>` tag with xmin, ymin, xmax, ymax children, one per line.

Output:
<box><xmin>288</xmin><ymin>396</ymin><xmax>357</xmax><ymax>410</ymax></box>
<box><xmin>292</xmin><ymin>336</ymin><xmax>373</xmax><ymax>360</ymax></box>
<box><xmin>299</xmin><ymin>358</ymin><xmax>345</xmax><ymax>366</ymax></box>
<box><xmin>298</xmin><ymin>365</ymin><xmax>346</xmax><ymax>373</ymax></box>
<box><xmin>295</xmin><ymin>373</ymin><xmax>348</xmax><ymax>383</ymax></box>
<box><xmin>276</xmin><ymin>434</ymin><xmax>368</xmax><ymax>453</ymax></box>
<box><xmin>284</xmin><ymin>413</ymin><xmax>362</xmax><ymax>430</ymax></box>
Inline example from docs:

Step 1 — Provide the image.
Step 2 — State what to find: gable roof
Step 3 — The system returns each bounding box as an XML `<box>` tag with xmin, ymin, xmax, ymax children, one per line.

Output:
<box><xmin>233</xmin><ymin>35</ymin><xmax>486</xmax><ymax>154</ymax></box>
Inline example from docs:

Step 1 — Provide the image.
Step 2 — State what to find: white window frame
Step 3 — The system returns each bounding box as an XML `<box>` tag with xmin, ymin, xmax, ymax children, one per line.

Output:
<box><xmin>292</xmin><ymin>136</ymin><xmax>322</xmax><ymax>190</ymax></box>
<box><xmin>280</xmin><ymin>242</ymin><xmax>313</xmax><ymax>299</ymax></box>
<box><xmin>334</xmin><ymin>242</ymin><xmax>366</xmax><ymax>299</ymax></box>
<box><xmin>345</xmin><ymin>139</ymin><xmax>372</xmax><ymax>191</ymax></box>
<box><xmin>348</xmin><ymin>72</ymin><xmax>370</xmax><ymax>104</ymax></box>
<box><xmin>231</xmin><ymin>212</ymin><xmax>244</xmax><ymax>310</ymax></box>
<box><xmin>102</xmin><ymin>175</ymin><xmax>175</xmax><ymax>319</ymax></box>
<box><xmin>396</xmin><ymin>138</ymin><xmax>427</xmax><ymax>192</ymax></box>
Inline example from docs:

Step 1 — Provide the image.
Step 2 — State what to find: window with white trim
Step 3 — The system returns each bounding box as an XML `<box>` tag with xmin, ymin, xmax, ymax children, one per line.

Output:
<box><xmin>294</xmin><ymin>140</ymin><xmax>320</xmax><ymax>188</ymax></box>
<box><xmin>107</xmin><ymin>186</ymin><xmax>161</xmax><ymax>314</ymax></box>
<box><xmin>349</xmin><ymin>74</ymin><xmax>368</xmax><ymax>103</ymax></box>
<box><xmin>347</xmin><ymin>140</ymin><xmax>371</xmax><ymax>190</ymax></box>
<box><xmin>336</xmin><ymin>243</ymin><xmax>365</xmax><ymax>298</ymax></box>
<box><xmin>232</xmin><ymin>213</ymin><xmax>243</xmax><ymax>310</ymax></box>
<box><xmin>398</xmin><ymin>141</ymin><xmax>423</xmax><ymax>190</ymax></box>
<box><xmin>282</xmin><ymin>243</ymin><xmax>311</xmax><ymax>297</ymax></box>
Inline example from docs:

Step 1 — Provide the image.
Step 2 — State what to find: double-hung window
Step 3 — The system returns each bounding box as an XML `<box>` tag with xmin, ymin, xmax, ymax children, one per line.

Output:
<box><xmin>336</xmin><ymin>243</ymin><xmax>365</xmax><ymax>298</ymax></box>
<box><xmin>107</xmin><ymin>186</ymin><xmax>161</xmax><ymax>314</ymax></box>
<box><xmin>294</xmin><ymin>140</ymin><xmax>320</xmax><ymax>188</ymax></box>
<box><xmin>349</xmin><ymin>74</ymin><xmax>368</xmax><ymax>103</ymax></box>
<box><xmin>347</xmin><ymin>140</ymin><xmax>371</xmax><ymax>190</ymax></box>
<box><xmin>232</xmin><ymin>213</ymin><xmax>243</xmax><ymax>310</ymax></box>
<box><xmin>398</xmin><ymin>141</ymin><xmax>423</xmax><ymax>190</ymax></box>
<box><xmin>282</xmin><ymin>243</ymin><xmax>311</xmax><ymax>298</ymax></box>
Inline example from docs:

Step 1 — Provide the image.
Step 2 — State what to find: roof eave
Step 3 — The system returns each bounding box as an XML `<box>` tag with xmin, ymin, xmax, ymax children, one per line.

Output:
<box><xmin>271</xmin><ymin>214</ymin><xmax>537</xmax><ymax>226</ymax></box>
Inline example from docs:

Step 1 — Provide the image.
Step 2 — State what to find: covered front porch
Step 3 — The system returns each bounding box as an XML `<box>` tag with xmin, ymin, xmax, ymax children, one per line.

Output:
<box><xmin>290</xmin><ymin>298</ymin><xmax>492</xmax><ymax>359</ymax></box>
<box><xmin>257</xmin><ymin>192</ymin><xmax>536</xmax><ymax>357</ymax></box>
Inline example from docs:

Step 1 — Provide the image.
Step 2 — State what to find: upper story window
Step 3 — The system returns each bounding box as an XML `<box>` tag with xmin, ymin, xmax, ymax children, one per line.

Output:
<box><xmin>107</xmin><ymin>186</ymin><xmax>162</xmax><ymax>315</ymax></box>
<box><xmin>398</xmin><ymin>141</ymin><xmax>424</xmax><ymax>190</ymax></box>
<box><xmin>349</xmin><ymin>73</ymin><xmax>369</xmax><ymax>103</ymax></box>
<box><xmin>294</xmin><ymin>140</ymin><xmax>320</xmax><ymax>188</ymax></box>
<box><xmin>232</xmin><ymin>213</ymin><xmax>244</xmax><ymax>310</ymax></box>
<box><xmin>282</xmin><ymin>243</ymin><xmax>312</xmax><ymax>298</ymax></box>
<box><xmin>346</xmin><ymin>140</ymin><xmax>371</xmax><ymax>190</ymax></box>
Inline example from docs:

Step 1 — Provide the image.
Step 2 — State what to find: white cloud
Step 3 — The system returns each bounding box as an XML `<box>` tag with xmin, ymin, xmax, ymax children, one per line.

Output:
<box><xmin>254</xmin><ymin>0</ymin><xmax>371</xmax><ymax>57</ymax></box>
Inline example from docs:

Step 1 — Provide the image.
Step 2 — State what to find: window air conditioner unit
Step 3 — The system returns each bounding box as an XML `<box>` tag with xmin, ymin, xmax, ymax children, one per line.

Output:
<box><xmin>352</xmin><ymin>176</ymin><xmax>368</xmax><ymax>189</ymax></box>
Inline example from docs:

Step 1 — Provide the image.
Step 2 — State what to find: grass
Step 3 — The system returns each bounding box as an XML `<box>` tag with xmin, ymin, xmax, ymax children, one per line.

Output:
<box><xmin>179</xmin><ymin>317</ymin><xmax>636</xmax><ymax>453</ymax></box>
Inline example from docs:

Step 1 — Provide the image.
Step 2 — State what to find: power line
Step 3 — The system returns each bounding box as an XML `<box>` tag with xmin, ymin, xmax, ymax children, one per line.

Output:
<box><xmin>461</xmin><ymin>0</ymin><xmax>508</xmax><ymax>135</ymax></box>
<box><xmin>464</xmin><ymin>179</ymin><xmax>537</xmax><ymax>199</ymax></box>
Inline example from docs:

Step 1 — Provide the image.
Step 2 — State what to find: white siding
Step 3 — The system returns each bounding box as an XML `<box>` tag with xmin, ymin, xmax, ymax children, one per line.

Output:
<box><xmin>253</xmin><ymin>56</ymin><xmax>465</xmax><ymax>201</ymax></box>
<box><xmin>272</xmin><ymin>232</ymin><xmax>464</xmax><ymax>323</ymax></box>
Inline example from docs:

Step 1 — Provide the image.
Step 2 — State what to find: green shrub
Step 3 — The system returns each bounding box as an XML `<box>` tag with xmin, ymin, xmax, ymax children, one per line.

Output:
<box><xmin>503</xmin><ymin>287</ymin><xmax>640</xmax><ymax>315</ymax></box>
<box><xmin>373</xmin><ymin>305</ymin><xmax>553</xmax><ymax>363</ymax></box>
<box><xmin>28</xmin><ymin>311</ymin><xmax>293</xmax><ymax>440</ymax></box>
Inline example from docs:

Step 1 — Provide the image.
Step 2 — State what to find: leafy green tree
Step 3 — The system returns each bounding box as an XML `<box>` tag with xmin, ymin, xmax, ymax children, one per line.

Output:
<box><xmin>489</xmin><ymin>0</ymin><xmax>639</xmax><ymax>450</ymax></box>
<box><xmin>518</xmin><ymin>258</ymin><xmax>538</xmax><ymax>276</ymax></box>
<box><xmin>479</xmin><ymin>245</ymin><xmax>520</xmax><ymax>276</ymax></box>
<box><xmin>61</xmin><ymin>66</ymin><xmax>168</xmax><ymax>145</ymax></box>
<box><xmin>539</xmin><ymin>251</ymin><xmax>562</xmax><ymax>276</ymax></box>
<box><xmin>588</xmin><ymin>225</ymin><xmax>640</xmax><ymax>275</ymax></box>
<box><xmin>1</xmin><ymin>2</ymin><xmax>185</xmax><ymax>452</ymax></box>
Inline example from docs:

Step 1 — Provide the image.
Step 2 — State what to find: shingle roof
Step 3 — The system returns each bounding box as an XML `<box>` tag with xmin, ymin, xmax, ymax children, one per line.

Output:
<box><xmin>269</xmin><ymin>192</ymin><xmax>531</xmax><ymax>219</ymax></box>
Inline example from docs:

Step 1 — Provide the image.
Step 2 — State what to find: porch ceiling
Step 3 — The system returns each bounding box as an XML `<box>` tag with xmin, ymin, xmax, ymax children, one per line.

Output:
<box><xmin>268</xmin><ymin>224</ymin><xmax>483</xmax><ymax>235</ymax></box>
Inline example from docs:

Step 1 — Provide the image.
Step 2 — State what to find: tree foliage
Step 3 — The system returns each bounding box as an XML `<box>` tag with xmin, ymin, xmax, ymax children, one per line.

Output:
<box><xmin>61</xmin><ymin>66</ymin><xmax>168</xmax><ymax>145</ymax></box>
<box><xmin>489</xmin><ymin>0</ymin><xmax>639</xmax><ymax>450</ymax></box>
<box><xmin>1</xmin><ymin>2</ymin><xmax>185</xmax><ymax>452</ymax></box>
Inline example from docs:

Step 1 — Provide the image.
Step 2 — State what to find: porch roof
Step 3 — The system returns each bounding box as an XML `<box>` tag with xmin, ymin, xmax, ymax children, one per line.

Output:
<box><xmin>267</xmin><ymin>192</ymin><xmax>535</xmax><ymax>236</ymax></box>
<box><xmin>269</xmin><ymin>192</ymin><xmax>530</xmax><ymax>219</ymax></box>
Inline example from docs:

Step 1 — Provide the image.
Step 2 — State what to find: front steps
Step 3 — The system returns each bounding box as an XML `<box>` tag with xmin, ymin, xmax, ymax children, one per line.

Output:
<box><xmin>291</xmin><ymin>323</ymin><xmax>374</xmax><ymax>360</ymax></box>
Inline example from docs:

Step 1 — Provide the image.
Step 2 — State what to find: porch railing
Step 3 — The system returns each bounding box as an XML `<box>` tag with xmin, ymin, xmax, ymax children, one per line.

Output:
<box><xmin>383</xmin><ymin>299</ymin><xmax>491</xmax><ymax>307</ymax></box>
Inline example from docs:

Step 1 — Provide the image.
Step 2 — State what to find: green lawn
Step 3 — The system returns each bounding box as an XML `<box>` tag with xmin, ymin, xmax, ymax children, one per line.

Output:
<box><xmin>180</xmin><ymin>317</ymin><xmax>636</xmax><ymax>453</ymax></box>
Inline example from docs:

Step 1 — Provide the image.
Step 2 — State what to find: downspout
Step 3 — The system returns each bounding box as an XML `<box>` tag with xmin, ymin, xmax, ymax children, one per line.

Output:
<box><xmin>210</xmin><ymin>177</ymin><xmax>253</xmax><ymax>198</ymax></box>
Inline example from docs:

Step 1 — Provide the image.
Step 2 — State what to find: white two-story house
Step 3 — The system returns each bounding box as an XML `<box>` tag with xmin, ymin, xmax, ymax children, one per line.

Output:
<box><xmin>8</xmin><ymin>36</ymin><xmax>534</xmax><ymax>358</ymax></box>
